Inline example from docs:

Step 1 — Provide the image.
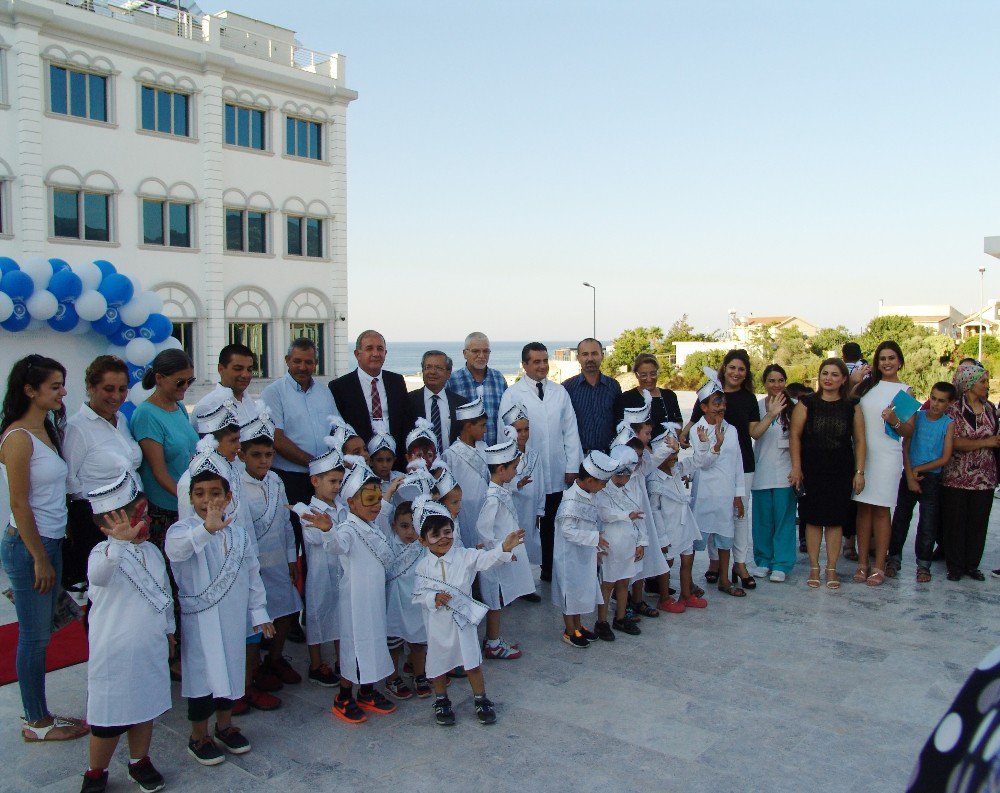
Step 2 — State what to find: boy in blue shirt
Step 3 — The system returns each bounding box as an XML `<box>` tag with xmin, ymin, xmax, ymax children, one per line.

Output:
<box><xmin>887</xmin><ymin>381</ymin><xmax>956</xmax><ymax>582</ymax></box>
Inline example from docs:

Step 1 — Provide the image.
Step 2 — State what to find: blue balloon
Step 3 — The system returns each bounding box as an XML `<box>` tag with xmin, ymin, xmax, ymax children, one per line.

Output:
<box><xmin>141</xmin><ymin>313</ymin><xmax>173</xmax><ymax>344</ymax></box>
<box><xmin>93</xmin><ymin>260</ymin><xmax>117</xmax><ymax>279</ymax></box>
<box><xmin>48</xmin><ymin>258</ymin><xmax>69</xmax><ymax>274</ymax></box>
<box><xmin>47</xmin><ymin>302</ymin><xmax>79</xmax><ymax>332</ymax></box>
<box><xmin>118</xmin><ymin>401</ymin><xmax>137</xmax><ymax>422</ymax></box>
<box><xmin>110</xmin><ymin>325</ymin><xmax>139</xmax><ymax>346</ymax></box>
<box><xmin>48</xmin><ymin>269</ymin><xmax>83</xmax><ymax>302</ymax></box>
<box><xmin>1</xmin><ymin>270</ymin><xmax>34</xmax><ymax>302</ymax></box>
<box><xmin>127</xmin><ymin>364</ymin><xmax>147</xmax><ymax>385</ymax></box>
<box><xmin>1</xmin><ymin>302</ymin><xmax>30</xmax><ymax>332</ymax></box>
<box><xmin>91</xmin><ymin>307</ymin><xmax>123</xmax><ymax>336</ymax></box>
<box><xmin>97</xmin><ymin>273</ymin><xmax>134</xmax><ymax>307</ymax></box>
<box><xmin>0</xmin><ymin>257</ymin><xmax>18</xmax><ymax>276</ymax></box>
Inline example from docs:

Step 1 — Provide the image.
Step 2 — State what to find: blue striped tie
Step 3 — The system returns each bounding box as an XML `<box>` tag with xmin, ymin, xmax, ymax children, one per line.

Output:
<box><xmin>430</xmin><ymin>393</ymin><xmax>444</xmax><ymax>450</ymax></box>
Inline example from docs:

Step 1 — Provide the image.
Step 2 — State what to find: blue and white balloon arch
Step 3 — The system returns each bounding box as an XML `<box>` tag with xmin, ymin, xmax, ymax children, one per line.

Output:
<box><xmin>0</xmin><ymin>256</ymin><xmax>179</xmax><ymax>421</ymax></box>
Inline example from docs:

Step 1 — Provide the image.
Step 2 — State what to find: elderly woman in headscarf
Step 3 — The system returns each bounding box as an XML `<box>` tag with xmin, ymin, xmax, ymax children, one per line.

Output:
<box><xmin>940</xmin><ymin>362</ymin><xmax>999</xmax><ymax>582</ymax></box>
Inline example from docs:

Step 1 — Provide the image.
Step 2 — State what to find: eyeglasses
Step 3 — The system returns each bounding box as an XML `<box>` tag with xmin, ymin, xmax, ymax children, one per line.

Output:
<box><xmin>422</xmin><ymin>364</ymin><xmax>449</xmax><ymax>372</ymax></box>
<box><xmin>172</xmin><ymin>377</ymin><xmax>197</xmax><ymax>389</ymax></box>
<box><xmin>465</xmin><ymin>349</ymin><xmax>491</xmax><ymax>356</ymax></box>
<box><xmin>425</xmin><ymin>525</ymin><xmax>454</xmax><ymax>540</ymax></box>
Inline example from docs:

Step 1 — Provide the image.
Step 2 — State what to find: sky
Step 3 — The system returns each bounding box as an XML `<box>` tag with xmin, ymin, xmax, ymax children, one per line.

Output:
<box><xmin>228</xmin><ymin>0</ymin><xmax>1000</xmax><ymax>343</ymax></box>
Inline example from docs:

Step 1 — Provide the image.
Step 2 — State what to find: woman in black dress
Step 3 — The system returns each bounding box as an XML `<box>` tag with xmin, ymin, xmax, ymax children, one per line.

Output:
<box><xmin>789</xmin><ymin>358</ymin><xmax>866</xmax><ymax>589</ymax></box>
<box><xmin>615</xmin><ymin>353</ymin><xmax>683</xmax><ymax>428</ymax></box>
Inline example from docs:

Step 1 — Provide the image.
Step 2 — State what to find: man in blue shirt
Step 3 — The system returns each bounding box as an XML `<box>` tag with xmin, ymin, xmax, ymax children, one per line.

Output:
<box><xmin>446</xmin><ymin>331</ymin><xmax>508</xmax><ymax>444</ymax></box>
<box><xmin>562</xmin><ymin>338</ymin><xmax>622</xmax><ymax>454</ymax></box>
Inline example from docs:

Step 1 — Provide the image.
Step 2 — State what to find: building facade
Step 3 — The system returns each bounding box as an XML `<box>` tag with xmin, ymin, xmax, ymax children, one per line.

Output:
<box><xmin>0</xmin><ymin>0</ymin><xmax>357</xmax><ymax>380</ymax></box>
<box><xmin>878</xmin><ymin>304</ymin><xmax>966</xmax><ymax>338</ymax></box>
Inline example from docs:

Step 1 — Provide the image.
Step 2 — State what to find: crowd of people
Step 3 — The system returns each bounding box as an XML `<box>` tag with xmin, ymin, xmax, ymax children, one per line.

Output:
<box><xmin>1</xmin><ymin>331</ymin><xmax>997</xmax><ymax>792</ymax></box>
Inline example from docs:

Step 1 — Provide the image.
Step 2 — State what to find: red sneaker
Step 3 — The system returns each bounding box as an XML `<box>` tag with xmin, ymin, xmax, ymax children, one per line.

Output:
<box><xmin>658</xmin><ymin>597</ymin><xmax>686</xmax><ymax>614</ymax></box>
<box><xmin>252</xmin><ymin>669</ymin><xmax>283</xmax><ymax>692</ymax></box>
<box><xmin>265</xmin><ymin>656</ymin><xmax>302</xmax><ymax>685</ymax></box>
<box><xmin>682</xmin><ymin>594</ymin><xmax>708</xmax><ymax>609</ymax></box>
<box><xmin>231</xmin><ymin>697</ymin><xmax>250</xmax><ymax>716</ymax></box>
<box><xmin>245</xmin><ymin>687</ymin><xmax>282</xmax><ymax>711</ymax></box>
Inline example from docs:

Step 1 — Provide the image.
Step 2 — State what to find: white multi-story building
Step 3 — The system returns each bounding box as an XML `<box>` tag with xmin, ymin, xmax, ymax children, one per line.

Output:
<box><xmin>0</xmin><ymin>0</ymin><xmax>356</xmax><ymax>380</ymax></box>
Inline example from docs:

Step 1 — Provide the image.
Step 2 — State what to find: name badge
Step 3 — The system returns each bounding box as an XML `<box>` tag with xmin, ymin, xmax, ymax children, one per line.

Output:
<box><xmin>777</xmin><ymin>439</ymin><xmax>790</xmax><ymax>449</ymax></box>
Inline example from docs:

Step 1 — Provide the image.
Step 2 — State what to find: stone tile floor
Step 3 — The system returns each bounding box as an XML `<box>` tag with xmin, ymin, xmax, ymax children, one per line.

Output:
<box><xmin>0</xmin><ymin>518</ymin><xmax>997</xmax><ymax>793</ymax></box>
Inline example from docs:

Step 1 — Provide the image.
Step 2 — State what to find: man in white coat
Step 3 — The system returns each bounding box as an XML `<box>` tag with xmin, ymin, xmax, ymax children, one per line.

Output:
<box><xmin>499</xmin><ymin>342</ymin><xmax>583</xmax><ymax>582</ymax></box>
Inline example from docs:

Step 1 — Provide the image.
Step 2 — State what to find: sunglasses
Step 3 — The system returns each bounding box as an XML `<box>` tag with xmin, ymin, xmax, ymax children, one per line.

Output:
<box><xmin>425</xmin><ymin>525</ymin><xmax>454</xmax><ymax>541</ymax></box>
<box><xmin>172</xmin><ymin>377</ymin><xmax>197</xmax><ymax>389</ymax></box>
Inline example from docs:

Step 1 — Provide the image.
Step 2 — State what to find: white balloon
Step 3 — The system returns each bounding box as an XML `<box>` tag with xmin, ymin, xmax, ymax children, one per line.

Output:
<box><xmin>106</xmin><ymin>342</ymin><xmax>126</xmax><ymax>358</ymax></box>
<box><xmin>156</xmin><ymin>336</ymin><xmax>183</xmax><ymax>352</ymax></box>
<box><xmin>143</xmin><ymin>291</ymin><xmax>164</xmax><ymax>314</ymax></box>
<box><xmin>128</xmin><ymin>381</ymin><xmax>154</xmax><ymax>406</ymax></box>
<box><xmin>74</xmin><ymin>261</ymin><xmax>103</xmax><ymax>291</ymax></box>
<box><xmin>75</xmin><ymin>290</ymin><xmax>108</xmax><ymax>321</ymax></box>
<box><xmin>25</xmin><ymin>290</ymin><xmax>58</xmax><ymax>321</ymax></box>
<box><xmin>125</xmin><ymin>337</ymin><xmax>156</xmax><ymax>366</ymax></box>
<box><xmin>0</xmin><ymin>292</ymin><xmax>13</xmax><ymax>322</ymax></box>
<box><xmin>127</xmin><ymin>275</ymin><xmax>143</xmax><ymax>296</ymax></box>
<box><xmin>69</xmin><ymin>320</ymin><xmax>92</xmax><ymax>335</ymax></box>
<box><xmin>119</xmin><ymin>297</ymin><xmax>151</xmax><ymax>328</ymax></box>
<box><xmin>22</xmin><ymin>258</ymin><xmax>53</xmax><ymax>291</ymax></box>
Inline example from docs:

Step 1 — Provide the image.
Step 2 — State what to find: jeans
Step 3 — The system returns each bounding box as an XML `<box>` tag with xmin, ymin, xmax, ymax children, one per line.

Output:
<box><xmin>0</xmin><ymin>528</ymin><xmax>63</xmax><ymax>722</ymax></box>
<box><xmin>888</xmin><ymin>472</ymin><xmax>941</xmax><ymax>569</ymax></box>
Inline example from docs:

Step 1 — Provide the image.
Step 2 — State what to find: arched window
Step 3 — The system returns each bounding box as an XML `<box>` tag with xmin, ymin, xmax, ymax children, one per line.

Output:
<box><xmin>284</xmin><ymin>288</ymin><xmax>331</xmax><ymax>375</ymax></box>
<box><xmin>226</xmin><ymin>286</ymin><xmax>276</xmax><ymax>377</ymax></box>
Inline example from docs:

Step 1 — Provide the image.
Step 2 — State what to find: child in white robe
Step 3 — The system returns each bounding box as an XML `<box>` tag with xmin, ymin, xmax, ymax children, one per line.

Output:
<box><xmin>442</xmin><ymin>394</ymin><xmax>490</xmax><ymax>549</ymax></box>
<box><xmin>80</xmin><ymin>469</ymin><xmax>173</xmax><ymax>793</ymax></box>
<box><xmin>384</xmin><ymin>502</ymin><xmax>430</xmax><ymax>699</ymax></box>
<box><xmin>552</xmin><ymin>451</ymin><xmax>617</xmax><ymax>647</ymax></box>
<box><xmin>476</xmin><ymin>433</ymin><xmax>536</xmax><ymax>660</ymax></box>
<box><xmin>500</xmin><ymin>404</ymin><xmax>544</xmax><ymax>566</ymax></box>
<box><xmin>367</xmin><ymin>432</ymin><xmax>398</xmax><ymax>497</ymax></box>
<box><xmin>431</xmin><ymin>463</ymin><xmax>466</xmax><ymax>550</ymax></box>
<box><xmin>298</xmin><ymin>460</ymin><xmax>397</xmax><ymax>725</ymax></box>
<box><xmin>412</xmin><ymin>496</ymin><xmax>524</xmax><ymax>725</ymax></box>
<box><xmin>165</xmin><ymin>441</ymin><xmax>272</xmax><ymax>766</ymax></box>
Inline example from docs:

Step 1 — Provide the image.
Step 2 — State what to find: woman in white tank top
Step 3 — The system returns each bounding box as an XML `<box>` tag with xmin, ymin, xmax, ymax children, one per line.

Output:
<box><xmin>0</xmin><ymin>354</ymin><xmax>87</xmax><ymax>742</ymax></box>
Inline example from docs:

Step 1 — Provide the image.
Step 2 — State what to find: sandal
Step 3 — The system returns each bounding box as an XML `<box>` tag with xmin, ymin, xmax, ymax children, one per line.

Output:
<box><xmin>866</xmin><ymin>569</ymin><xmax>885</xmax><ymax>587</ymax></box>
<box><xmin>852</xmin><ymin>566</ymin><xmax>869</xmax><ymax>584</ymax></box>
<box><xmin>704</xmin><ymin>569</ymin><xmax>720</xmax><ymax>584</ymax></box>
<box><xmin>633</xmin><ymin>600</ymin><xmax>660</xmax><ymax>618</ymax></box>
<box><xmin>21</xmin><ymin>716</ymin><xmax>88</xmax><ymax>742</ymax></box>
<box><xmin>732</xmin><ymin>566</ymin><xmax>756</xmax><ymax>590</ymax></box>
<box><xmin>717</xmin><ymin>583</ymin><xmax>746</xmax><ymax>598</ymax></box>
<box><xmin>807</xmin><ymin>566</ymin><xmax>821</xmax><ymax>589</ymax></box>
<box><xmin>916</xmin><ymin>568</ymin><xmax>932</xmax><ymax>583</ymax></box>
<box><xmin>691</xmin><ymin>585</ymin><xmax>705</xmax><ymax>598</ymax></box>
<box><xmin>825</xmin><ymin>568</ymin><xmax>840</xmax><ymax>590</ymax></box>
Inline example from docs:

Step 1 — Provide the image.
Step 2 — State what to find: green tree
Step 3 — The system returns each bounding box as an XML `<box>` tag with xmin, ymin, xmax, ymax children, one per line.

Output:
<box><xmin>858</xmin><ymin>315</ymin><xmax>924</xmax><ymax>359</ymax></box>
<box><xmin>673</xmin><ymin>349</ymin><xmax>727</xmax><ymax>389</ymax></box>
<box><xmin>602</xmin><ymin>326</ymin><xmax>665</xmax><ymax>375</ymax></box>
<box><xmin>810</xmin><ymin>325</ymin><xmax>852</xmax><ymax>357</ymax></box>
<box><xmin>659</xmin><ymin>314</ymin><xmax>714</xmax><ymax>350</ymax></box>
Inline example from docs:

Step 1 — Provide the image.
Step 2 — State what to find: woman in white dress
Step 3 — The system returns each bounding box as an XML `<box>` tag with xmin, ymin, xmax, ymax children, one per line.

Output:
<box><xmin>850</xmin><ymin>341</ymin><xmax>915</xmax><ymax>586</ymax></box>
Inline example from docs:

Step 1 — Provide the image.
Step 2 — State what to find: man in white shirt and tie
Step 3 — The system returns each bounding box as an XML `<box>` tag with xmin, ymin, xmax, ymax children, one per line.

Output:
<box><xmin>498</xmin><ymin>342</ymin><xmax>583</xmax><ymax>581</ymax></box>
<box><xmin>408</xmin><ymin>350</ymin><xmax>465</xmax><ymax>452</ymax></box>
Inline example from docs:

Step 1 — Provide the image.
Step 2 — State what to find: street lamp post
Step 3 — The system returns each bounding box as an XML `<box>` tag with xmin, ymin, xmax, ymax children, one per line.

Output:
<box><xmin>582</xmin><ymin>282</ymin><xmax>596</xmax><ymax>339</ymax></box>
<box><xmin>980</xmin><ymin>267</ymin><xmax>987</xmax><ymax>362</ymax></box>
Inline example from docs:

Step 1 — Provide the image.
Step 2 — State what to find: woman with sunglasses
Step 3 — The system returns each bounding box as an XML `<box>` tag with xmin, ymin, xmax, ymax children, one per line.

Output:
<box><xmin>130</xmin><ymin>350</ymin><xmax>199</xmax><ymax>548</ymax></box>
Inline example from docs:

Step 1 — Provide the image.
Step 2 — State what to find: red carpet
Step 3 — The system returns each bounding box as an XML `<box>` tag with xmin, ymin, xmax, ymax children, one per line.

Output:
<box><xmin>0</xmin><ymin>619</ymin><xmax>89</xmax><ymax>686</ymax></box>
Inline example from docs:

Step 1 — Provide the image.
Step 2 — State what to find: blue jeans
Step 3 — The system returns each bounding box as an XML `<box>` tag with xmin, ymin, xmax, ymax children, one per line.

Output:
<box><xmin>0</xmin><ymin>528</ymin><xmax>62</xmax><ymax>722</ymax></box>
<box><xmin>888</xmin><ymin>472</ymin><xmax>941</xmax><ymax>570</ymax></box>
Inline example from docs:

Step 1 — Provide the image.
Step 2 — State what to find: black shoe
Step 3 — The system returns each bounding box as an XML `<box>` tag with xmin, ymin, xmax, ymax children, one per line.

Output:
<box><xmin>474</xmin><ymin>696</ymin><xmax>497</xmax><ymax>725</ymax></box>
<box><xmin>643</xmin><ymin>579</ymin><xmax>660</xmax><ymax>595</ymax></box>
<box><xmin>127</xmin><ymin>757</ymin><xmax>165</xmax><ymax>792</ymax></box>
<box><xmin>991</xmin><ymin>568</ymin><xmax>1000</xmax><ymax>579</ymax></box>
<box><xmin>967</xmin><ymin>569</ymin><xmax>986</xmax><ymax>581</ymax></box>
<box><xmin>446</xmin><ymin>667</ymin><xmax>467</xmax><ymax>678</ymax></box>
<box><xmin>287</xmin><ymin>618</ymin><xmax>306</xmax><ymax>644</ymax></box>
<box><xmin>593</xmin><ymin>621</ymin><xmax>615</xmax><ymax>642</ymax></box>
<box><xmin>946</xmin><ymin>570</ymin><xmax>963</xmax><ymax>582</ymax></box>
<box><xmin>80</xmin><ymin>770</ymin><xmax>108</xmax><ymax>793</ymax></box>
<box><xmin>578</xmin><ymin>626</ymin><xmax>598</xmax><ymax>642</ymax></box>
<box><xmin>187</xmin><ymin>736</ymin><xmax>225</xmax><ymax>766</ymax></box>
<box><xmin>799</xmin><ymin>540</ymin><xmax>808</xmax><ymax>553</ymax></box>
<box><xmin>308</xmin><ymin>662</ymin><xmax>339</xmax><ymax>687</ymax></box>
<box><xmin>561</xmin><ymin>630</ymin><xmax>589</xmax><ymax>648</ymax></box>
<box><xmin>612</xmin><ymin>618</ymin><xmax>641</xmax><ymax>636</ymax></box>
<box><xmin>434</xmin><ymin>697</ymin><xmax>456</xmax><ymax>726</ymax></box>
<box><xmin>519</xmin><ymin>592</ymin><xmax>542</xmax><ymax>603</ymax></box>
<box><xmin>214</xmin><ymin>725</ymin><xmax>251</xmax><ymax>755</ymax></box>
<box><xmin>539</xmin><ymin>570</ymin><xmax>552</xmax><ymax>583</ymax></box>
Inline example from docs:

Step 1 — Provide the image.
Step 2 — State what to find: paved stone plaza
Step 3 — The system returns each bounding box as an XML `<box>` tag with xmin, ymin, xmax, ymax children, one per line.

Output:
<box><xmin>0</xmin><ymin>515</ymin><xmax>997</xmax><ymax>793</ymax></box>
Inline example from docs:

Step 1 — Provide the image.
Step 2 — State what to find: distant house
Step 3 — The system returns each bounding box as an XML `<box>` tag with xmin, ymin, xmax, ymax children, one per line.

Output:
<box><xmin>878</xmin><ymin>304</ymin><xmax>966</xmax><ymax>338</ymax></box>
<box><xmin>958</xmin><ymin>300</ymin><xmax>1000</xmax><ymax>339</ymax></box>
<box><xmin>731</xmin><ymin>315</ymin><xmax>819</xmax><ymax>344</ymax></box>
<box><xmin>673</xmin><ymin>340</ymin><xmax>735</xmax><ymax>366</ymax></box>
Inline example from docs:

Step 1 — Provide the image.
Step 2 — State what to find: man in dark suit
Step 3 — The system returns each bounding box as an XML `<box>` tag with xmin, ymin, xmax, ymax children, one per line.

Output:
<box><xmin>329</xmin><ymin>329</ymin><xmax>414</xmax><ymax>469</ymax></box>
<box><xmin>408</xmin><ymin>350</ymin><xmax>466</xmax><ymax>451</ymax></box>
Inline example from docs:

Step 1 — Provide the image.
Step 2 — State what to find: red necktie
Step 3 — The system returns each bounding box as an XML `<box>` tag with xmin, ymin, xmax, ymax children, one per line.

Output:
<box><xmin>371</xmin><ymin>378</ymin><xmax>383</xmax><ymax>420</ymax></box>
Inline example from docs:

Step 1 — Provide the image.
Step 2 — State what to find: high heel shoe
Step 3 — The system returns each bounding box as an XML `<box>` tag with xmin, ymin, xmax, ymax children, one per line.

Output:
<box><xmin>826</xmin><ymin>567</ymin><xmax>840</xmax><ymax>589</ymax></box>
<box><xmin>731</xmin><ymin>565</ymin><xmax>756</xmax><ymax>590</ymax></box>
<box><xmin>807</xmin><ymin>566</ymin><xmax>821</xmax><ymax>588</ymax></box>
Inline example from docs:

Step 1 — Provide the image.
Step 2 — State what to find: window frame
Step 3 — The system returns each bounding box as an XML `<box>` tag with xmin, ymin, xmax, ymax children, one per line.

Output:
<box><xmin>0</xmin><ymin>177</ymin><xmax>11</xmax><ymax>239</ymax></box>
<box><xmin>139</xmin><ymin>197</ymin><xmax>196</xmax><ymax>251</ymax></box>
<box><xmin>0</xmin><ymin>45</ymin><xmax>9</xmax><ymax>109</ymax></box>
<box><xmin>223</xmin><ymin>102</ymin><xmax>270</xmax><ymax>154</ymax></box>
<box><xmin>138</xmin><ymin>83</ymin><xmax>194</xmax><ymax>140</ymax></box>
<box><xmin>282</xmin><ymin>114</ymin><xmax>324</xmax><ymax>162</ymax></box>
<box><xmin>223</xmin><ymin>206</ymin><xmax>272</xmax><ymax>256</ymax></box>
<box><xmin>284</xmin><ymin>213</ymin><xmax>326</xmax><ymax>260</ymax></box>
<box><xmin>228</xmin><ymin>321</ymin><xmax>269</xmax><ymax>378</ymax></box>
<box><xmin>45</xmin><ymin>61</ymin><xmax>115</xmax><ymax>127</ymax></box>
<box><xmin>48</xmin><ymin>186</ymin><xmax>117</xmax><ymax>246</ymax></box>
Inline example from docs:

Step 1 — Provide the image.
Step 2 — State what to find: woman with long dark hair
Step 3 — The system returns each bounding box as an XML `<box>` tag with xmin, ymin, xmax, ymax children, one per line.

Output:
<box><xmin>849</xmin><ymin>340</ymin><xmax>914</xmax><ymax>586</ymax></box>
<box><xmin>0</xmin><ymin>355</ymin><xmax>88</xmax><ymax>742</ymax></box>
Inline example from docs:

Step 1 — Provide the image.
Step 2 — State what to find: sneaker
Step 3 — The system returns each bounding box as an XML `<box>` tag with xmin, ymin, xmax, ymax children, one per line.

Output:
<box><xmin>682</xmin><ymin>594</ymin><xmax>708</xmax><ymax>608</ymax></box>
<box><xmin>80</xmin><ymin>769</ymin><xmax>108</xmax><ymax>793</ymax></box>
<box><xmin>286</xmin><ymin>619</ymin><xmax>306</xmax><ymax>644</ymax></box>
<box><xmin>577</xmin><ymin>627</ymin><xmax>598</xmax><ymax>643</ymax></box>
<box><xmin>214</xmin><ymin>725</ymin><xmax>251</xmax><ymax>755</ymax></box>
<box><xmin>127</xmin><ymin>757</ymin><xmax>165</xmax><ymax>793</ymax></box>
<box><xmin>474</xmin><ymin>696</ymin><xmax>497</xmax><ymax>725</ymax></box>
<box><xmin>231</xmin><ymin>696</ymin><xmax>250</xmax><ymax>716</ymax></box>
<box><xmin>331</xmin><ymin>695</ymin><xmax>367</xmax><ymax>724</ymax></box>
<box><xmin>748</xmin><ymin>564</ymin><xmax>769</xmax><ymax>578</ymax></box>
<box><xmin>308</xmin><ymin>662</ymin><xmax>339</xmax><ymax>687</ymax></box>
<box><xmin>386</xmin><ymin>676</ymin><xmax>414</xmax><ymax>700</ymax></box>
<box><xmin>769</xmin><ymin>570</ymin><xmax>786</xmax><ymax>583</ymax></box>
<box><xmin>593</xmin><ymin>620</ymin><xmax>615</xmax><ymax>641</ymax></box>
<box><xmin>187</xmin><ymin>736</ymin><xmax>225</xmax><ymax>766</ymax></box>
<box><xmin>266</xmin><ymin>656</ymin><xmax>302</xmax><ymax>685</ymax></box>
<box><xmin>245</xmin><ymin>687</ymin><xmax>282</xmax><ymax>711</ymax></box>
<box><xmin>991</xmin><ymin>568</ymin><xmax>1000</xmax><ymax>579</ymax></box>
<box><xmin>612</xmin><ymin>618</ymin><xmax>641</xmax><ymax>636</ymax></box>
<box><xmin>561</xmin><ymin>630</ymin><xmax>589</xmax><ymax>648</ymax></box>
<box><xmin>483</xmin><ymin>637</ymin><xmax>523</xmax><ymax>660</ymax></box>
<box><xmin>658</xmin><ymin>597</ymin><xmax>686</xmax><ymax>614</ymax></box>
<box><xmin>413</xmin><ymin>674</ymin><xmax>432</xmax><ymax>698</ymax></box>
<box><xmin>434</xmin><ymin>697</ymin><xmax>456</xmax><ymax>726</ymax></box>
<box><xmin>967</xmin><ymin>569</ymin><xmax>986</xmax><ymax>582</ymax></box>
<box><xmin>357</xmin><ymin>687</ymin><xmax>397</xmax><ymax>714</ymax></box>
<box><xmin>252</xmin><ymin>669</ymin><xmax>283</xmax><ymax>692</ymax></box>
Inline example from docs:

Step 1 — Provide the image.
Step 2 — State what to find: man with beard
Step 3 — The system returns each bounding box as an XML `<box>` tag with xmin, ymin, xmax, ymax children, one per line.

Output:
<box><xmin>562</xmin><ymin>338</ymin><xmax>622</xmax><ymax>454</ymax></box>
<box><xmin>446</xmin><ymin>331</ymin><xmax>508</xmax><ymax>444</ymax></box>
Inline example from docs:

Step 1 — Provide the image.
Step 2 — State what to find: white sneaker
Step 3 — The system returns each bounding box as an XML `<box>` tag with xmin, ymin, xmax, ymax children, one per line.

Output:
<box><xmin>748</xmin><ymin>564</ymin><xmax>769</xmax><ymax>578</ymax></box>
<box><xmin>769</xmin><ymin>570</ymin><xmax>786</xmax><ymax>583</ymax></box>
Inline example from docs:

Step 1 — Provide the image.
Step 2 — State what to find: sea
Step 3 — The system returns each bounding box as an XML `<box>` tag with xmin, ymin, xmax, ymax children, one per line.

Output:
<box><xmin>383</xmin><ymin>341</ymin><xmax>576</xmax><ymax>377</ymax></box>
